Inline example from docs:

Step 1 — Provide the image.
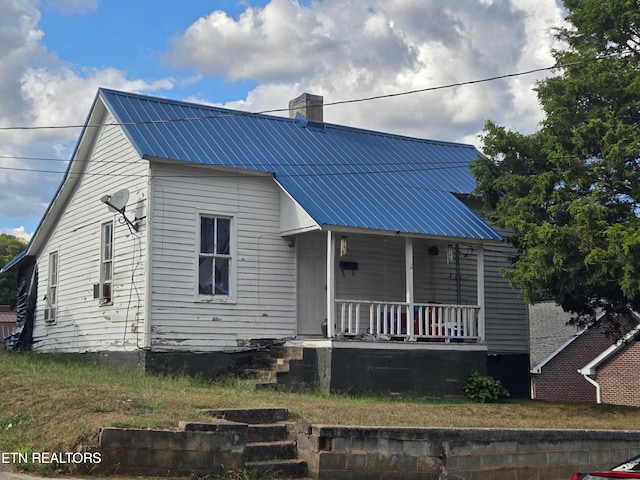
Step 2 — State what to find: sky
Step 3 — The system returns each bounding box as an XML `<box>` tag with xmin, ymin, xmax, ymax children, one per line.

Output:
<box><xmin>0</xmin><ymin>0</ymin><xmax>567</xmax><ymax>242</ymax></box>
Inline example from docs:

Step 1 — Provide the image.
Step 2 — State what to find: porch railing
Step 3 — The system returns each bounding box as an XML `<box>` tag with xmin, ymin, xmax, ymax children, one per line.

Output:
<box><xmin>334</xmin><ymin>300</ymin><xmax>481</xmax><ymax>342</ymax></box>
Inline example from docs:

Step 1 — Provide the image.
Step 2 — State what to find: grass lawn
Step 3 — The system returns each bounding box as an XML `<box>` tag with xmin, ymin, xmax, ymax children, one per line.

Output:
<box><xmin>1</xmin><ymin>350</ymin><xmax>640</xmax><ymax>468</ymax></box>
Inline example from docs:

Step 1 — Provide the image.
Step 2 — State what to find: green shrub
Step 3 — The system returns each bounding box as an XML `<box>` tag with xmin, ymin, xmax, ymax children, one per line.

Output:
<box><xmin>463</xmin><ymin>371</ymin><xmax>510</xmax><ymax>403</ymax></box>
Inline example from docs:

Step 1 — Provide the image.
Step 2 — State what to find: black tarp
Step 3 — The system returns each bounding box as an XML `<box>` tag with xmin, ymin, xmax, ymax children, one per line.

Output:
<box><xmin>8</xmin><ymin>264</ymin><xmax>37</xmax><ymax>351</ymax></box>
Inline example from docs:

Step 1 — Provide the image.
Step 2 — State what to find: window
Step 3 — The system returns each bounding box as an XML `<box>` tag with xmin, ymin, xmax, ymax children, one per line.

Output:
<box><xmin>198</xmin><ymin>216</ymin><xmax>232</xmax><ymax>297</ymax></box>
<box><xmin>44</xmin><ymin>251</ymin><xmax>58</xmax><ymax>324</ymax></box>
<box><xmin>99</xmin><ymin>221</ymin><xmax>113</xmax><ymax>304</ymax></box>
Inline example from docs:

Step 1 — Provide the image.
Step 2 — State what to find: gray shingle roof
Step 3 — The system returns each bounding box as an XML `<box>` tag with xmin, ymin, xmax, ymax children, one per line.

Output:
<box><xmin>529</xmin><ymin>302</ymin><xmax>581</xmax><ymax>368</ymax></box>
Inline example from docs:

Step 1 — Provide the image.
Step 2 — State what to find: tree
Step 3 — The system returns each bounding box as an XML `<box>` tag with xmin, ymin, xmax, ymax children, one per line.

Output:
<box><xmin>472</xmin><ymin>0</ymin><xmax>640</xmax><ymax>329</ymax></box>
<box><xmin>0</xmin><ymin>234</ymin><xmax>27</xmax><ymax>309</ymax></box>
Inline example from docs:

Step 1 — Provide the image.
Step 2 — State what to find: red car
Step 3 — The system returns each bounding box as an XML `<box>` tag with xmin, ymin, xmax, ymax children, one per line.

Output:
<box><xmin>573</xmin><ymin>455</ymin><xmax>640</xmax><ymax>479</ymax></box>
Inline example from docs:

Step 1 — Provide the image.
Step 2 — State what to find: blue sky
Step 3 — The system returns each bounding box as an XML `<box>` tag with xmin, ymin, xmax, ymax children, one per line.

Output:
<box><xmin>38</xmin><ymin>0</ymin><xmax>264</xmax><ymax>102</ymax></box>
<box><xmin>0</xmin><ymin>0</ymin><xmax>566</xmax><ymax>241</ymax></box>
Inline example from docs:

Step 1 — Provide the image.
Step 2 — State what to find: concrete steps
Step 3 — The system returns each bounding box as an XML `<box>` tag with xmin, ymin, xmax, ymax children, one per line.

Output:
<box><xmin>246</xmin><ymin>440</ymin><xmax>298</xmax><ymax>461</ymax></box>
<box><xmin>239</xmin><ymin>345</ymin><xmax>305</xmax><ymax>390</ymax></box>
<box><xmin>248</xmin><ymin>423</ymin><xmax>289</xmax><ymax>442</ymax></box>
<box><xmin>204</xmin><ymin>407</ymin><xmax>289</xmax><ymax>424</ymax></box>
<box><xmin>203</xmin><ymin>407</ymin><xmax>308</xmax><ymax>479</ymax></box>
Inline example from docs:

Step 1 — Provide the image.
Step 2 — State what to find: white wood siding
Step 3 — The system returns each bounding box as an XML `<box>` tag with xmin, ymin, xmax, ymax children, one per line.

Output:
<box><xmin>149</xmin><ymin>163</ymin><xmax>296</xmax><ymax>351</ymax></box>
<box><xmin>33</xmin><ymin>112</ymin><xmax>149</xmax><ymax>352</ymax></box>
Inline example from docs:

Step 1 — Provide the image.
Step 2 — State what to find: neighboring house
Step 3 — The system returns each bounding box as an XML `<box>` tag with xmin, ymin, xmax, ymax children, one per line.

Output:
<box><xmin>2</xmin><ymin>89</ymin><xmax>530</xmax><ymax>397</ymax></box>
<box><xmin>0</xmin><ymin>305</ymin><xmax>16</xmax><ymax>343</ymax></box>
<box><xmin>531</xmin><ymin>319</ymin><xmax>610</xmax><ymax>403</ymax></box>
<box><xmin>579</xmin><ymin>323</ymin><xmax>640</xmax><ymax>407</ymax></box>
<box><xmin>531</xmin><ymin>304</ymin><xmax>640</xmax><ymax>406</ymax></box>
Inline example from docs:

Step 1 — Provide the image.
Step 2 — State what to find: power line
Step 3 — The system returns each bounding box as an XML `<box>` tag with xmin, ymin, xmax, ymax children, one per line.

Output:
<box><xmin>258</xmin><ymin>63</ymin><xmax>575</xmax><ymax>115</ymax></box>
<box><xmin>0</xmin><ymin>54</ymin><xmax>621</xmax><ymax>132</ymax></box>
<box><xmin>0</xmin><ymin>160</ymin><xmax>477</xmax><ymax>178</ymax></box>
<box><xmin>3</xmin><ymin>150</ymin><xmax>624</xmax><ymax>171</ymax></box>
<box><xmin>0</xmin><ymin>153</ymin><xmax>475</xmax><ymax>168</ymax></box>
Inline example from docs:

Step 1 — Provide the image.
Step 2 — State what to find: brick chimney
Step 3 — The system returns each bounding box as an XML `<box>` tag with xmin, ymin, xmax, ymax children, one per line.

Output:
<box><xmin>288</xmin><ymin>93</ymin><xmax>323</xmax><ymax>123</ymax></box>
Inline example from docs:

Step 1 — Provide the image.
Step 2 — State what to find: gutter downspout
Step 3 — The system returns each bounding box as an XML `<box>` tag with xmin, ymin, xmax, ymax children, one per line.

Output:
<box><xmin>581</xmin><ymin>372</ymin><xmax>602</xmax><ymax>404</ymax></box>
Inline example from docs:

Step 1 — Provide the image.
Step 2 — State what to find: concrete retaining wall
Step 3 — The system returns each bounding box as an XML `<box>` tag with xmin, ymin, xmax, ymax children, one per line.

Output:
<box><xmin>97</xmin><ymin>422</ymin><xmax>640</xmax><ymax>479</ymax></box>
<box><xmin>98</xmin><ymin>424</ymin><xmax>247</xmax><ymax>476</ymax></box>
<box><xmin>291</xmin><ymin>425</ymin><xmax>640</xmax><ymax>480</ymax></box>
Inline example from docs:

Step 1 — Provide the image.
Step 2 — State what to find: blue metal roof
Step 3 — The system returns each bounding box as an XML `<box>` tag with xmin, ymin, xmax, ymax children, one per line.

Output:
<box><xmin>100</xmin><ymin>89</ymin><xmax>501</xmax><ymax>240</ymax></box>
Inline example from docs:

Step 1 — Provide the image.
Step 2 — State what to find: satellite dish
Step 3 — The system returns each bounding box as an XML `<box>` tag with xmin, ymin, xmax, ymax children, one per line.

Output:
<box><xmin>102</xmin><ymin>188</ymin><xmax>129</xmax><ymax>213</ymax></box>
<box><xmin>99</xmin><ymin>188</ymin><xmax>139</xmax><ymax>233</ymax></box>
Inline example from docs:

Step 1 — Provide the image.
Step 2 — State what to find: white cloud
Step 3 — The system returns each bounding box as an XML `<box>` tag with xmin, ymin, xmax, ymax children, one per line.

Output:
<box><xmin>168</xmin><ymin>0</ymin><xmax>565</xmax><ymax>144</ymax></box>
<box><xmin>167</xmin><ymin>0</ymin><xmax>337</xmax><ymax>82</ymax></box>
<box><xmin>0</xmin><ymin>0</ymin><xmax>177</xmax><ymax>229</ymax></box>
<box><xmin>1</xmin><ymin>226</ymin><xmax>33</xmax><ymax>242</ymax></box>
<box><xmin>0</xmin><ymin>0</ymin><xmax>44</xmax><ymax>126</ymax></box>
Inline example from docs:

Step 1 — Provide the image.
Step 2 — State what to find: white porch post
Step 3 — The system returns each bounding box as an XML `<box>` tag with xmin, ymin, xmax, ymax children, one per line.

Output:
<box><xmin>326</xmin><ymin>230</ymin><xmax>336</xmax><ymax>338</ymax></box>
<box><xmin>476</xmin><ymin>242</ymin><xmax>485</xmax><ymax>342</ymax></box>
<box><xmin>405</xmin><ymin>237</ymin><xmax>414</xmax><ymax>337</ymax></box>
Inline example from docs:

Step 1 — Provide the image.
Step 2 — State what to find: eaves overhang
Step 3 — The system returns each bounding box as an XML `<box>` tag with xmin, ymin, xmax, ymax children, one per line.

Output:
<box><xmin>578</xmin><ymin>314</ymin><xmax>640</xmax><ymax>375</ymax></box>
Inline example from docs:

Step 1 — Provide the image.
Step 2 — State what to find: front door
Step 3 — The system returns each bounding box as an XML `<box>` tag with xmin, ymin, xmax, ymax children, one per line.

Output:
<box><xmin>297</xmin><ymin>235</ymin><xmax>326</xmax><ymax>336</ymax></box>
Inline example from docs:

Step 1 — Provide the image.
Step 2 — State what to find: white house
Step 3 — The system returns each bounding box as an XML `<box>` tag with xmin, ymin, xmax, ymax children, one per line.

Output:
<box><xmin>3</xmin><ymin>90</ymin><xmax>530</xmax><ymax>396</ymax></box>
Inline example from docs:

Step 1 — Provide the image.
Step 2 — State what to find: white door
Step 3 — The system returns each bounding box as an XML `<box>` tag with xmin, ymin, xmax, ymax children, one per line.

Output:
<box><xmin>297</xmin><ymin>235</ymin><xmax>327</xmax><ymax>336</ymax></box>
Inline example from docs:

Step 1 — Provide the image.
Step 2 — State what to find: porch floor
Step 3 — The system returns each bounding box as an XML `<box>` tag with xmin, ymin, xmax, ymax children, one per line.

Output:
<box><xmin>289</xmin><ymin>337</ymin><xmax>488</xmax><ymax>351</ymax></box>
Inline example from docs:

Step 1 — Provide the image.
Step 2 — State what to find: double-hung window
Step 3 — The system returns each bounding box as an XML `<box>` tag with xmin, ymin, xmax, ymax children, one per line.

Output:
<box><xmin>99</xmin><ymin>221</ymin><xmax>113</xmax><ymax>304</ymax></box>
<box><xmin>45</xmin><ymin>251</ymin><xmax>58</xmax><ymax>324</ymax></box>
<box><xmin>198</xmin><ymin>216</ymin><xmax>232</xmax><ymax>298</ymax></box>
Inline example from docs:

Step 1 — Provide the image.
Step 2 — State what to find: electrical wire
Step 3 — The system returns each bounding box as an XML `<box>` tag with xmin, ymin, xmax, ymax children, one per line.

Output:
<box><xmin>0</xmin><ymin>154</ymin><xmax>478</xmax><ymax>167</ymax></box>
<box><xmin>256</xmin><ymin>58</ymin><xmax>610</xmax><ymax>116</ymax></box>
<box><xmin>2</xmin><ymin>150</ymin><xmax>636</xmax><ymax>180</ymax></box>
<box><xmin>5</xmin><ymin>150</ymin><xmax>630</xmax><ymax>168</ymax></box>
<box><xmin>0</xmin><ymin>161</ymin><xmax>478</xmax><ymax>179</ymax></box>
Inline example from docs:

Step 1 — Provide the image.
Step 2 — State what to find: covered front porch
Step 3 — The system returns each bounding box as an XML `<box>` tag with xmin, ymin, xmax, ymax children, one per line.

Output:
<box><xmin>296</xmin><ymin>230</ymin><xmax>486</xmax><ymax>344</ymax></box>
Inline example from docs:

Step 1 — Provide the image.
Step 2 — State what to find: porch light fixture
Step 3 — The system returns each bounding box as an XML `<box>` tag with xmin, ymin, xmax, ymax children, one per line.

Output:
<box><xmin>428</xmin><ymin>246</ymin><xmax>439</xmax><ymax>256</ymax></box>
<box><xmin>340</xmin><ymin>236</ymin><xmax>348</xmax><ymax>256</ymax></box>
<box><xmin>446</xmin><ymin>245</ymin><xmax>454</xmax><ymax>264</ymax></box>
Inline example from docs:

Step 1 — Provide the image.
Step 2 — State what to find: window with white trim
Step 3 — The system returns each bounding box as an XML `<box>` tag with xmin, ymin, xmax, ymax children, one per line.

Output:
<box><xmin>198</xmin><ymin>216</ymin><xmax>232</xmax><ymax>297</ymax></box>
<box><xmin>44</xmin><ymin>251</ymin><xmax>58</xmax><ymax>324</ymax></box>
<box><xmin>99</xmin><ymin>221</ymin><xmax>113</xmax><ymax>304</ymax></box>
